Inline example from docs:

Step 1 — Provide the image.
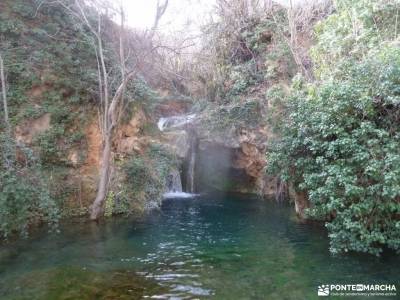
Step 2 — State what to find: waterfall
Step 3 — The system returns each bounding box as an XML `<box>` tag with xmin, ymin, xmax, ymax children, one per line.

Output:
<box><xmin>166</xmin><ymin>169</ymin><xmax>182</xmax><ymax>193</ymax></box>
<box><xmin>186</xmin><ymin>130</ymin><xmax>197</xmax><ymax>193</ymax></box>
<box><xmin>158</xmin><ymin>113</ymin><xmax>199</xmax><ymax>198</ymax></box>
<box><xmin>157</xmin><ymin>114</ymin><xmax>196</xmax><ymax>132</ymax></box>
<box><xmin>164</xmin><ymin>168</ymin><xmax>197</xmax><ymax>199</ymax></box>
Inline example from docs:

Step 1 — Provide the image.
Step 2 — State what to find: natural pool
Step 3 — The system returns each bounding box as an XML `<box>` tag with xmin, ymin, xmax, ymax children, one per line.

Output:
<box><xmin>1</xmin><ymin>193</ymin><xmax>399</xmax><ymax>299</ymax></box>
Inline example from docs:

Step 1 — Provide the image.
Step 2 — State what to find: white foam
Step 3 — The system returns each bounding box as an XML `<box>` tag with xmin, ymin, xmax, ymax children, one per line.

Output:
<box><xmin>163</xmin><ymin>192</ymin><xmax>199</xmax><ymax>199</ymax></box>
<box><xmin>157</xmin><ymin>114</ymin><xmax>196</xmax><ymax>131</ymax></box>
<box><xmin>157</xmin><ymin>117</ymin><xmax>168</xmax><ymax>131</ymax></box>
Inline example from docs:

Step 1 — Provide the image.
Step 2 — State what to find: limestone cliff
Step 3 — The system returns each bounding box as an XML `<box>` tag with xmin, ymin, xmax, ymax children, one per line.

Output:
<box><xmin>155</xmin><ymin>98</ymin><xmax>283</xmax><ymax>198</ymax></box>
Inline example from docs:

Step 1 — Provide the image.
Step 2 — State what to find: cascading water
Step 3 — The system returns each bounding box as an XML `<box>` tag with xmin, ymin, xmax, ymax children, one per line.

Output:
<box><xmin>166</xmin><ymin>169</ymin><xmax>182</xmax><ymax>193</ymax></box>
<box><xmin>163</xmin><ymin>169</ymin><xmax>195</xmax><ymax>199</ymax></box>
<box><xmin>158</xmin><ymin>113</ymin><xmax>198</xmax><ymax>198</ymax></box>
<box><xmin>187</xmin><ymin>150</ymin><xmax>196</xmax><ymax>193</ymax></box>
<box><xmin>157</xmin><ymin>114</ymin><xmax>196</xmax><ymax>131</ymax></box>
<box><xmin>186</xmin><ymin>128</ymin><xmax>197</xmax><ymax>193</ymax></box>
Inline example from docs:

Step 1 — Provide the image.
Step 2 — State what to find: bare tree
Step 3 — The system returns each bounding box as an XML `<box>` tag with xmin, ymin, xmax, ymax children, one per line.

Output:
<box><xmin>281</xmin><ymin>0</ymin><xmax>312</xmax><ymax>79</ymax></box>
<box><xmin>53</xmin><ymin>0</ymin><xmax>169</xmax><ymax>220</ymax></box>
<box><xmin>73</xmin><ymin>0</ymin><xmax>137</xmax><ymax>220</ymax></box>
<box><xmin>0</xmin><ymin>53</ymin><xmax>9</xmax><ymax>132</ymax></box>
<box><xmin>272</xmin><ymin>0</ymin><xmax>332</xmax><ymax>80</ymax></box>
<box><xmin>0</xmin><ymin>51</ymin><xmax>16</xmax><ymax>172</ymax></box>
<box><xmin>149</xmin><ymin>0</ymin><xmax>169</xmax><ymax>40</ymax></box>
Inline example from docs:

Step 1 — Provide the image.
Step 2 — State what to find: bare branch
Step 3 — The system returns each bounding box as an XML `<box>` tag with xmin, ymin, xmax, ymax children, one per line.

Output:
<box><xmin>148</xmin><ymin>0</ymin><xmax>169</xmax><ymax>40</ymax></box>
<box><xmin>0</xmin><ymin>53</ymin><xmax>9</xmax><ymax>131</ymax></box>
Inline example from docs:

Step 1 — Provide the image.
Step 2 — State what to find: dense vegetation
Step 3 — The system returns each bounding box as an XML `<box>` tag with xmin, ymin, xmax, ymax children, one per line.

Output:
<box><xmin>0</xmin><ymin>0</ymin><xmax>97</xmax><ymax>238</ymax></box>
<box><xmin>268</xmin><ymin>0</ymin><xmax>400</xmax><ymax>255</ymax></box>
<box><xmin>0</xmin><ymin>134</ymin><xmax>59</xmax><ymax>239</ymax></box>
<box><xmin>0</xmin><ymin>0</ymin><xmax>399</xmax><ymax>257</ymax></box>
<box><xmin>0</xmin><ymin>0</ymin><xmax>172</xmax><ymax>238</ymax></box>
<box><xmin>106</xmin><ymin>144</ymin><xmax>180</xmax><ymax>216</ymax></box>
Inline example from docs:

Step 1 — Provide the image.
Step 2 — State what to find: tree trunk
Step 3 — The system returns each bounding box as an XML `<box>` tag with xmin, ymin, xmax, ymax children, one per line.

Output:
<box><xmin>90</xmin><ymin>132</ymin><xmax>112</xmax><ymax>220</ymax></box>
<box><xmin>89</xmin><ymin>71</ymin><xmax>135</xmax><ymax>220</ymax></box>
<box><xmin>85</xmin><ymin>0</ymin><xmax>166</xmax><ymax>220</ymax></box>
<box><xmin>294</xmin><ymin>190</ymin><xmax>309</xmax><ymax>219</ymax></box>
<box><xmin>0</xmin><ymin>53</ymin><xmax>9</xmax><ymax>130</ymax></box>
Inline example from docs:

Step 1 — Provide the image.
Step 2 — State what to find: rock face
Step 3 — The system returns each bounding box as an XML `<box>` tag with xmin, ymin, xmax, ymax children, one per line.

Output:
<box><xmin>15</xmin><ymin>113</ymin><xmax>51</xmax><ymax>144</ymax></box>
<box><xmin>12</xmin><ymin>103</ymin><xmax>163</xmax><ymax>214</ymax></box>
<box><xmin>162</xmin><ymin>130</ymin><xmax>191</xmax><ymax>159</ymax></box>
<box><xmin>115</xmin><ymin>108</ymin><xmax>148</xmax><ymax>155</ymax></box>
<box><xmin>14</xmin><ymin>91</ymin><xmax>285</xmax><ymax>214</ymax></box>
<box><xmin>195</xmin><ymin>136</ymin><xmax>278</xmax><ymax>197</ymax></box>
<box><xmin>193</xmin><ymin>115</ymin><xmax>279</xmax><ymax>198</ymax></box>
<box><xmin>196</xmin><ymin>142</ymin><xmax>255</xmax><ymax>193</ymax></box>
<box><xmin>14</xmin><ymin>95</ymin><xmax>284</xmax><ymax>213</ymax></box>
<box><xmin>155</xmin><ymin>99</ymin><xmax>283</xmax><ymax>197</ymax></box>
<box><xmin>154</xmin><ymin>99</ymin><xmax>191</xmax><ymax>117</ymax></box>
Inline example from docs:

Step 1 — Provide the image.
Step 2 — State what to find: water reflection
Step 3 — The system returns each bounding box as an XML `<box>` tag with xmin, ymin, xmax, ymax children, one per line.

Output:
<box><xmin>1</xmin><ymin>193</ymin><xmax>399</xmax><ymax>299</ymax></box>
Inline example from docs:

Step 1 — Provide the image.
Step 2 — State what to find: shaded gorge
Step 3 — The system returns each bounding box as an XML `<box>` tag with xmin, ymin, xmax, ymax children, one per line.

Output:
<box><xmin>1</xmin><ymin>193</ymin><xmax>399</xmax><ymax>299</ymax></box>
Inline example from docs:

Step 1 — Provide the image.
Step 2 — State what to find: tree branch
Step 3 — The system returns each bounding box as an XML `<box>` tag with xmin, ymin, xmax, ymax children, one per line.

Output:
<box><xmin>0</xmin><ymin>53</ymin><xmax>10</xmax><ymax>131</ymax></box>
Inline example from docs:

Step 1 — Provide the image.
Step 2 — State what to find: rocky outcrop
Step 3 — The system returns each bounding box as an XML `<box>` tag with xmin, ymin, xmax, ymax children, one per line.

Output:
<box><xmin>154</xmin><ymin>97</ymin><xmax>192</xmax><ymax>117</ymax></box>
<box><xmin>162</xmin><ymin>130</ymin><xmax>191</xmax><ymax>159</ymax></box>
<box><xmin>192</xmin><ymin>108</ymin><xmax>279</xmax><ymax>197</ymax></box>
<box><xmin>154</xmin><ymin>98</ymin><xmax>282</xmax><ymax>197</ymax></box>
<box><xmin>196</xmin><ymin>141</ymin><xmax>255</xmax><ymax>193</ymax></box>
<box><xmin>195</xmin><ymin>136</ymin><xmax>278</xmax><ymax>196</ymax></box>
<box><xmin>115</xmin><ymin>108</ymin><xmax>148</xmax><ymax>156</ymax></box>
<box><xmin>289</xmin><ymin>186</ymin><xmax>309</xmax><ymax>219</ymax></box>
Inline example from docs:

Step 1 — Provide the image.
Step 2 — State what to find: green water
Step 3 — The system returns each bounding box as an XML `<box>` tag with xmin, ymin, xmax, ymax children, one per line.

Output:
<box><xmin>1</xmin><ymin>193</ymin><xmax>399</xmax><ymax>299</ymax></box>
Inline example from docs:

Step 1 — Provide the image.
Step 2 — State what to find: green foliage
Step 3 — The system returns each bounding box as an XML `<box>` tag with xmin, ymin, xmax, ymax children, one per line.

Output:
<box><xmin>36</xmin><ymin>125</ymin><xmax>65</xmax><ymax>164</ymax></box>
<box><xmin>119</xmin><ymin>78</ymin><xmax>161</xmax><ymax>123</ymax></box>
<box><xmin>202</xmin><ymin>99</ymin><xmax>263</xmax><ymax>132</ymax></box>
<box><xmin>268</xmin><ymin>46</ymin><xmax>400</xmax><ymax>255</ymax></box>
<box><xmin>0</xmin><ymin>134</ymin><xmax>59</xmax><ymax>239</ymax></box>
<box><xmin>113</xmin><ymin>144</ymin><xmax>179</xmax><ymax>214</ymax></box>
<box><xmin>104</xmin><ymin>191</ymin><xmax>115</xmax><ymax>217</ymax></box>
<box><xmin>131</xmin><ymin>77</ymin><xmax>159</xmax><ymax>104</ymax></box>
<box><xmin>0</xmin><ymin>0</ymin><xmax>101</xmax><ymax>220</ymax></box>
<box><xmin>197</xmin><ymin>4</ymin><xmax>297</xmax><ymax>146</ymax></box>
<box><xmin>0</xmin><ymin>3</ymin><xmax>98</xmax><ymax>217</ymax></box>
<box><xmin>311</xmin><ymin>0</ymin><xmax>400</xmax><ymax>79</ymax></box>
<box><xmin>225</xmin><ymin>61</ymin><xmax>261</xmax><ymax>98</ymax></box>
<box><xmin>203</xmin><ymin>5</ymin><xmax>294</xmax><ymax>103</ymax></box>
<box><xmin>1</xmin><ymin>0</ymin><xmax>98</xmax><ymax>114</ymax></box>
<box><xmin>268</xmin><ymin>0</ymin><xmax>400</xmax><ymax>256</ymax></box>
<box><xmin>124</xmin><ymin>157</ymin><xmax>150</xmax><ymax>191</ymax></box>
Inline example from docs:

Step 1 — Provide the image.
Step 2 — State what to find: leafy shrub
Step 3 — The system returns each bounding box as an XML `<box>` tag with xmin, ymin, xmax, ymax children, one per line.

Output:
<box><xmin>268</xmin><ymin>0</ymin><xmax>400</xmax><ymax>256</ymax></box>
<box><xmin>311</xmin><ymin>0</ymin><xmax>400</xmax><ymax>79</ymax></box>
<box><xmin>202</xmin><ymin>99</ymin><xmax>263</xmax><ymax>133</ymax></box>
<box><xmin>132</xmin><ymin>76</ymin><xmax>159</xmax><ymax>103</ymax></box>
<box><xmin>36</xmin><ymin>125</ymin><xmax>65</xmax><ymax>165</ymax></box>
<box><xmin>113</xmin><ymin>144</ymin><xmax>179</xmax><ymax>214</ymax></box>
<box><xmin>268</xmin><ymin>47</ymin><xmax>400</xmax><ymax>255</ymax></box>
<box><xmin>0</xmin><ymin>135</ymin><xmax>59</xmax><ymax>239</ymax></box>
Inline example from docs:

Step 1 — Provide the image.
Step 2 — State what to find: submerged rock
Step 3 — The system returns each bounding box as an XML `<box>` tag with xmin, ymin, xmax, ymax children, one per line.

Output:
<box><xmin>0</xmin><ymin>266</ymin><xmax>167</xmax><ymax>300</ymax></box>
